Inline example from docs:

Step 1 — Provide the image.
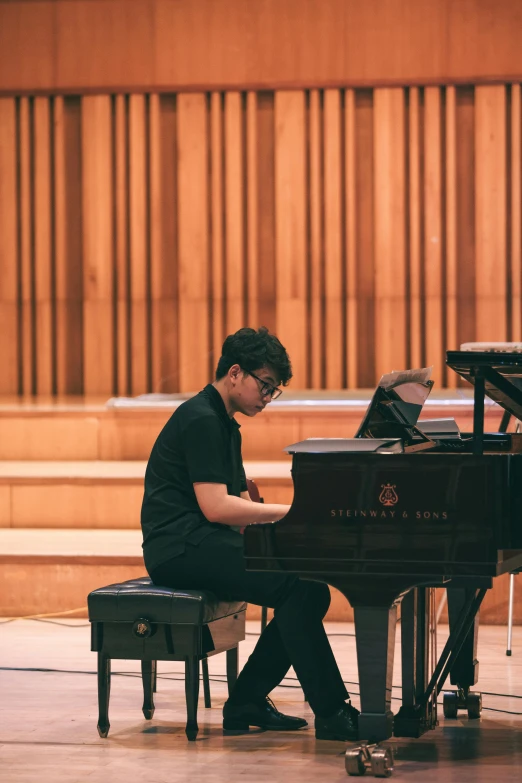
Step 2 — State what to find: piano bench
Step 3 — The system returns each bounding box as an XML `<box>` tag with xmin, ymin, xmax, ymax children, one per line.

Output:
<box><xmin>88</xmin><ymin>577</ymin><xmax>246</xmax><ymax>740</ymax></box>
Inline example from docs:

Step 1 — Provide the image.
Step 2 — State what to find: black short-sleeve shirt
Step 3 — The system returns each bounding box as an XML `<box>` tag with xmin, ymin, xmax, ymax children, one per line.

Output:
<box><xmin>140</xmin><ymin>384</ymin><xmax>247</xmax><ymax>573</ymax></box>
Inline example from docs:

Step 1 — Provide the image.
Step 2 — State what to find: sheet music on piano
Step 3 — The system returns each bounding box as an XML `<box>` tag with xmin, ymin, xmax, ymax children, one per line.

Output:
<box><xmin>355</xmin><ymin>366</ymin><xmax>437</xmax><ymax>452</ymax></box>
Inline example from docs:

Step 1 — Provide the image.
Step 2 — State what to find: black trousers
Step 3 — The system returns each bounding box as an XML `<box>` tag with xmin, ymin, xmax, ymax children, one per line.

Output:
<box><xmin>150</xmin><ymin>529</ymin><xmax>349</xmax><ymax>717</ymax></box>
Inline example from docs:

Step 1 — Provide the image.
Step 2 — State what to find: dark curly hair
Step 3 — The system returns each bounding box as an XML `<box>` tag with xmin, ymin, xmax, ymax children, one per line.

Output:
<box><xmin>215</xmin><ymin>327</ymin><xmax>292</xmax><ymax>385</ymax></box>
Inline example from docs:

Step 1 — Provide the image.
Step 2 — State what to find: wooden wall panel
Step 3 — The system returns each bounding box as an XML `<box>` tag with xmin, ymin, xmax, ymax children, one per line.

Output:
<box><xmin>354</xmin><ymin>90</ymin><xmax>375</xmax><ymax>387</ymax></box>
<box><xmin>224</xmin><ymin>92</ymin><xmax>246</xmax><ymax>336</ymax></box>
<box><xmin>19</xmin><ymin>97</ymin><xmax>35</xmax><ymax>395</ymax></box>
<box><xmin>0</xmin><ymin>83</ymin><xmax>521</xmax><ymax>396</ymax></box>
<box><xmin>456</xmin><ymin>87</ymin><xmax>476</xmax><ymax>348</ymax></box>
<box><xmin>373</xmin><ymin>89</ymin><xmax>407</xmax><ymax>378</ymax></box>
<box><xmin>114</xmin><ymin>94</ymin><xmax>130</xmax><ymax>396</ymax></box>
<box><xmin>274</xmin><ymin>91</ymin><xmax>307</xmax><ymax>389</ymax></box>
<box><xmin>510</xmin><ymin>84</ymin><xmax>521</xmax><ymax>341</ymax></box>
<box><xmin>209</xmin><ymin>92</ymin><xmax>225</xmax><ymax>370</ymax></box>
<box><xmin>408</xmin><ymin>87</ymin><xmax>422</xmax><ymax>371</ymax></box>
<box><xmin>54</xmin><ymin>96</ymin><xmax>83</xmax><ymax>395</ymax></box>
<box><xmin>0</xmin><ymin>98</ymin><xmax>19</xmax><ymax>393</ymax></box>
<box><xmin>246</xmin><ymin>91</ymin><xmax>259</xmax><ymax>333</ymax></box>
<box><xmin>344</xmin><ymin>89</ymin><xmax>358</xmax><ymax>388</ymax></box>
<box><xmin>2</xmin><ymin>1</ymin><xmax>522</xmax><ymax>94</ymax></box>
<box><xmin>33</xmin><ymin>97</ymin><xmax>54</xmax><ymax>395</ymax></box>
<box><xmin>423</xmin><ymin>88</ymin><xmax>444</xmax><ymax>386</ymax></box>
<box><xmin>81</xmin><ymin>96</ymin><xmax>114</xmax><ymax>394</ymax></box>
<box><xmin>323</xmin><ymin>89</ymin><xmax>344</xmax><ymax>388</ymax></box>
<box><xmin>177</xmin><ymin>93</ymin><xmax>210</xmax><ymax>392</ymax></box>
<box><xmin>475</xmin><ymin>86</ymin><xmax>507</xmax><ymax>341</ymax></box>
<box><xmin>308</xmin><ymin>89</ymin><xmax>324</xmax><ymax>389</ymax></box>
<box><xmin>129</xmin><ymin>94</ymin><xmax>150</xmax><ymax>392</ymax></box>
<box><xmin>445</xmin><ymin>86</ymin><xmax>458</xmax><ymax>384</ymax></box>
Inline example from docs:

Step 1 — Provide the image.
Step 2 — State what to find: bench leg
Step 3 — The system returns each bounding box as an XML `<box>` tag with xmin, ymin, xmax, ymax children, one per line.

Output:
<box><xmin>226</xmin><ymin>646</ymin><xmax>238</xmax><ymax>695</ymax></box>
<box><xmin>97</xmin><ymin>652</ymin><xmax>111</xmax><ymax>738</ymax></box>
<box><xmin>185</xmin><ymin>656</ymin><xmax>200</xmax><ymax>741</ymax></box>
<box><xmin>202</xmin><ymin>657</ymin><xmax>211</xmax><ymax>708</ymax></box>
<box><xmin>141</xmin><ymin>660</ymin><xmax>156</xmax><ymax>719</ymax></box>
<box><xmin>153</xmin><ymin>660</ymin><xmax>157</xmax><ymax>692</ymax></box>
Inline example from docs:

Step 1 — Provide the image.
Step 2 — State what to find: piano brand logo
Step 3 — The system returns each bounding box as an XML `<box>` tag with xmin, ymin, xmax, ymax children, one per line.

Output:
<box><xmin>379</xmin><ymin>483</ymin><xmax>398</xmax><ymax>506</ymax></box>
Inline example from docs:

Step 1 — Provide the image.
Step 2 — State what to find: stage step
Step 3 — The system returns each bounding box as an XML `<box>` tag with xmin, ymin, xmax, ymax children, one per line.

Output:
<box><xmin>0</xmin><ymin>528</ymin><xmax>519</xmax><ymax>625</ymax></box>
<box><xmin>0</xmin><ymin>528</ymin><xmax>351</xmax><ymax>621</ymax></box>
<box><xmin>0</xmin><ymin>460</ymin><xmax>293</xmax><ymax>528</ymax></box>
<box><xmin>0</xmin><ymin>393</ymin><xmax>501</xmax><ymax>461</ymax></box>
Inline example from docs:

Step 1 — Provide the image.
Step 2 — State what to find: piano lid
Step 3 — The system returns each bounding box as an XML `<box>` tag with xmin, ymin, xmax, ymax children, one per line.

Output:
<box><xmin>447</xmin><ymin>348</ymin><xmax>522</xmax><ymax>421</ymax></box>
<box><xmin>284</xmin><ymin>438</ymin><xmax>404</xmax><ymax>454</ymax></box>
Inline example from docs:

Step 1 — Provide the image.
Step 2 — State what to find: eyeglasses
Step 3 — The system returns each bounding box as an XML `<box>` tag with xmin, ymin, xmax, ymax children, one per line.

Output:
<box><xmin>248</xmin><ymin>371</ymin><xmax>283</xmax><ymax>401</ymax></box>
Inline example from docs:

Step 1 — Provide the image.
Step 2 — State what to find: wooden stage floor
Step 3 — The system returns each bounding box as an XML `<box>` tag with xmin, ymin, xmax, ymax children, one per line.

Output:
<box><xmin>1</xmin><ymin>620</ymin><xmax>522</xmax><ymax>782</ymax></box>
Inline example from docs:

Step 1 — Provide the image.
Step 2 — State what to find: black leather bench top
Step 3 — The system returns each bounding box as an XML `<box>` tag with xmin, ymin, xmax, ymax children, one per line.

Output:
<box><xmin>88</xmin><ymin>577</ymin><xmax>246</xmax><ymax>625</ymax></box>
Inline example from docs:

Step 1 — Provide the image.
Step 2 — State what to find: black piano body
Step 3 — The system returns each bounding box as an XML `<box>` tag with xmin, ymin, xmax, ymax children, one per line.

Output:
<box><xmin>244</xmin><ymin>350</ymin><xmax>522</xmax><ymax>743</ymax></box>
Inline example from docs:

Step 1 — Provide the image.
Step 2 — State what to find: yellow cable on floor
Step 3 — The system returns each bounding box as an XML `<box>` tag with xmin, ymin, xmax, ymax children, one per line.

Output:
<box><xmin>4</xmin><ymin>607</ymin><xmax>88</xmax><ymax>620</ymax></box>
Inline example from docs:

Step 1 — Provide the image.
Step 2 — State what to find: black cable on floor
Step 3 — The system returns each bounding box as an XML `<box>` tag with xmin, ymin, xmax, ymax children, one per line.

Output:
<box><xmin>2</xmin><ymin>666</ymin><xmax>522</xmax><ymax>715</ymax></box>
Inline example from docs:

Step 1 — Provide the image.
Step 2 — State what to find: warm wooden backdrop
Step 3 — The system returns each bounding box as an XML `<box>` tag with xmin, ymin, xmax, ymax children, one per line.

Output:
<box><xmin>1</xmin><ymin>0</ymin><xmax>522</xmax><ymax>93</ymax></box>
<box><xmin>0</xmin><ymin>83</ymin><xmax>521</xmax><ymax>395</ymax></box>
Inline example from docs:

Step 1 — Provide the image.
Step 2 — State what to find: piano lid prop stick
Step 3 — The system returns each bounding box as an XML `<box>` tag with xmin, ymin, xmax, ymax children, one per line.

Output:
<box><xmin>471</xmin><ymin>368</ymin><xmax>485</xmax><ymax>455</ymax></box>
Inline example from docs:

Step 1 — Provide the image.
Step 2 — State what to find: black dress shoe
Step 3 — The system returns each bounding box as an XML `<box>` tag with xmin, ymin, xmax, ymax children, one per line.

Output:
<box><xmin>223</xmin><ymin>697</ymin><xmax>308</xmax><ymax>734</ymax></box>
<box><xmin>315</xmin><ymin>701</ymin><xmax>360</xmax><ymax>741</ymax></box>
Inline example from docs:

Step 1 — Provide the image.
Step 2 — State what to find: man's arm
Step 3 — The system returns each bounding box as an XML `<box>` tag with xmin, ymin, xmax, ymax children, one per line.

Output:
<box><xmin>194</xmin><ymin>482</ymin><xmax>290</xmax><ymax>526</ymax></box>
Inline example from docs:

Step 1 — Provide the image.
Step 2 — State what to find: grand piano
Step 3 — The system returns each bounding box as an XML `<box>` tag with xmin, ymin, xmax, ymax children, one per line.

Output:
<box><xmin>244</xmin><ymin>350</ymin><xmax>522</xmax><ymax>754</ymax></box>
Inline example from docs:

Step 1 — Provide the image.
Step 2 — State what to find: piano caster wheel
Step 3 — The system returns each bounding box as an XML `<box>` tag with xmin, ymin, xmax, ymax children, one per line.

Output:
<box><xmin>467</xmin><ymin>692</ymin><xmax>482</xmax><ymax>719</ymax></box>
<box><xmin>345</xmin><ymin>743</ymin><xmax>394</xmax><ymax>778</ymax></box>
<box><xmin>370</xmin><ymin>747</ymin><xmax>394</xmax><ymax>778</ymax></box>
<box><xmin>345</xmin><ymin>747</ymin><xmax>367</xmax><ymax>776</ymax></box>
<box><xmin>443</xmin><ymin>688</ymin><xmax>481</xmax><ymax>720</ymax></box>
<box><xmin>443</xmin><ymin>691</ymin><xmax>458</xmax><ymax>719</ymax></box>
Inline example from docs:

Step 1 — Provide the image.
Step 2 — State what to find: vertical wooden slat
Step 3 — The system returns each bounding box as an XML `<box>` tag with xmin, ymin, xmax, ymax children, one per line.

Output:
<box><xmin>152</xmin><ymin>94</ymin><xmax>179</xmax><ymax>392</ymax></box>
<box><xmin>475</xmin><ymin>86</ymin><xmax>507</xmax><ymax>341</ymax></box>
<box><xmin>33</xmin><ymin>97</ymin><xmax>54</xmax><ymax>394</ymax></box>
<box><xmin>129</xmin><ymin>94</ymin><xmax>149</xmax><ymax>394</ymax></box>
<box><xmin>246</xmin><ymin>91</ymin><xmax>259</xmax><ymax>330</ymax></box>
<box><xmin>114</xmin><ymin>94</ymin><xmax>129</xmax><ymax>396</ymax></box>
<box><xmin>345</xmin><ymin>88</ymin><xmax>358</xmax><ymax>388</ymax></box>
<box><xmin>0</xmin><ymin>98</ymin><xmax>19</xmax><ymax>393</ymax></box>
<box><xmin>54</xmin><ymin>95</ymin><xmax>67</xmax><ymax>393</ymax></box>
<box><xmin>423</xmin><ymin>87</ymin><xmax>443</xmax><ymax>384</ymax></box>
<box><xmin>149</xmin><ymin>93</ymin><xmax>162</xmax><ymax>393</ymax></box>
<box><xmin>445</xmin><ymin>85</ymin><xmax>458</xmax><ymax>381</ymax></box>
<box><xmin>355</xmin><ymin>90</ymin><xmax>375</xmax><ymax>387</ymax></box>
<box><xmin>408</xmin><ymin>87</ymin><xmax>422</xmax><ymax>369</ymax></box>
<box><xmin>274</xmin><ymin>91</ymin><xmax>307</xmax><ymax>388</ymax></box>
<box><xmin>54</xmin><ymin>96</ymin><xmax>83</xmax><ymax>395</ymax></box>
<box><xmin>373</xmin><ymin>88</ymin><xmax>407</xmax><ymax>377</ymax></box>
<box><xmin>81</xmin><ymin>95</ymin><xmax>114</xmax><ymax>395</ymax></box>
<box><xmin>209</xmin><ymin>92</ymin><xmax>225</xmax><ymax>373</ymax></box>
<box><xmin>177</xmin><ymin>93</ymin><xmax>210</xmax><ymax>392</ymax></box>
<box><xmin>148</xmin><ymin>92</ymin><xmax>160</xmax><ymax>391</ymax></box>
<box><xmin>309</xmin><ymin>89</ymin><xmax>323</xmax><ymax>388</ymax></box>
<box><xmin>224</xmin><ymin>92</ymin><xmax>245</xmax><ymax>335</ymax></box>
<box><xmin>256</xmin><ymin>92</ymin><xmax>276</xmax><ymax>332</ymax></box>
<box><xmin>323</xmin><ymin>89</ymin><xmax>344</xmax><ymax>388</ymax></box>
<box><xmin>511</xmin><ymin>84</ymin><xmax>521</xmax><ymax>340</ymax></box>
<box><xmin>19</xmin><ymin>96</ymin><xmax>34</xmax><ymax>395</ymax></box>
<box><xmin>455</xmin><ymin>86</ymin><xmax>476</xmax><ymax>348</ymax></box>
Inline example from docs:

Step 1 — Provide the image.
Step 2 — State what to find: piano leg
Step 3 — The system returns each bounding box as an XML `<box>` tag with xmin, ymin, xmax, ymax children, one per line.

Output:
<box><xmin>352</xmin><ymin>603</ymin><xmax>397</xmax><ymax>742</ymax></box>
<box><xmin>444</xmin><ymin>586</ymin><xmax>481</xmax><ymax>719</ymax></box>
<box><xmin>394</xmin><ymin>588</ymin><xmax>437</xmax><ymax>737</ymax></box>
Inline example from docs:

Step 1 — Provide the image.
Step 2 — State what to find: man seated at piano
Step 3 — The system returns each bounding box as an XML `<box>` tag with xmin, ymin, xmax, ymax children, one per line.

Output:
<box><xmin>141</xmin><ymin>326</ymin><xmax>359</xmax><ymax>740</ymax></box>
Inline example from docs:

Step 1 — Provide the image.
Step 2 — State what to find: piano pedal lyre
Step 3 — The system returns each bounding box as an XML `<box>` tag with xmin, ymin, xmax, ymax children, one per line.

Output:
<box><xmin>442</xmin><ymin>687</ymin><xmax>482</xmax><ymax>720</ymax></box>
<box><xmin>345</xmin><ymin>742</ymin><xmax>394</xmax><ymax>778</ymax></box>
